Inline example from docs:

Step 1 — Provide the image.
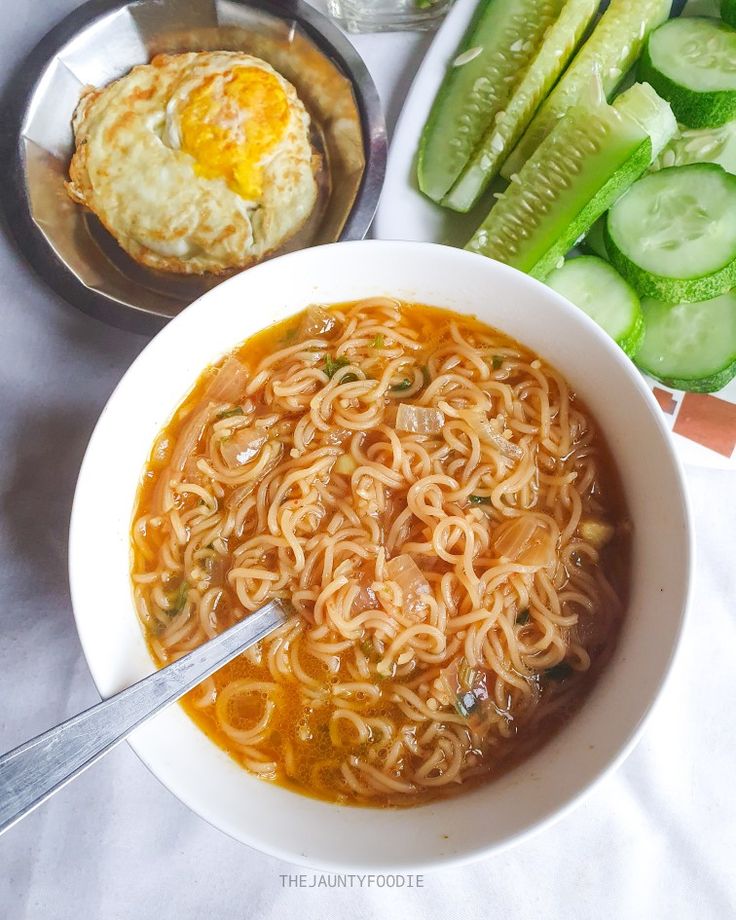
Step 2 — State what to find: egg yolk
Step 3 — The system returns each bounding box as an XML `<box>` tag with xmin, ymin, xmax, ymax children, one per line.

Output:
<box><xmin>179</xmin><ymin>67</ymin><xmax>290</xmax><ymax>201</ymax></box>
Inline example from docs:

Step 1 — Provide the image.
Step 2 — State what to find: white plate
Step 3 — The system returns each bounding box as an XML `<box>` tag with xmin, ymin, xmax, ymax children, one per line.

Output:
<box><xmin>373</xmin><ymin>0</ymin><xmax>736</xmax><ymax>470</ymax></box>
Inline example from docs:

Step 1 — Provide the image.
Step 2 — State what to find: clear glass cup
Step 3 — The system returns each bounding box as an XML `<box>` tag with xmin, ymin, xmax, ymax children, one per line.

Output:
<box><xmin>325</xmin><ymin>0</ymin><xmax>452</xmax><ymax>33</ymax></box>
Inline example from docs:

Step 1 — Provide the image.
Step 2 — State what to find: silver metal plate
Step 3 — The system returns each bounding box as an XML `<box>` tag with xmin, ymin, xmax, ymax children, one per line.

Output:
<box><xmin>0</xmin><ymin>0</ymin><xmax>386</xmax><ymax>332</ymax></box>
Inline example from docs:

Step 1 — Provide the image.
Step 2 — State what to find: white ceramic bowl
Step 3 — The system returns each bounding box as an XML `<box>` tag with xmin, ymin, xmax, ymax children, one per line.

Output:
<box><xmin>69</xmin><ymin>241</ymin><xmax>692</xmax><ymax>870</ymax></box>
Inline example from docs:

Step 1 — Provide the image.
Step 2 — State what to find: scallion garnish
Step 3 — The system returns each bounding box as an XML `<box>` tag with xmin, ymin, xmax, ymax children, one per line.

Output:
<box><xmin>372</xmin><ymin>334</ymin><xmax>384</xmax><ymax>349</ymax></box>
<box><xmin>492</xmin><ymin>355</ymin><xmax>503</xmax><ymax>370</ymax></box>
<box><xmin>324</xmin><ymin>355</ymin><xmax>350</xmax><ymax>378</ymax></box>
<box><xmin>390</xmin><ymin>378</ymin><xmax>413</xmax><ymax>392</ymax></box>
<box><xmin>469</xmin><ymin>495</ymin><xmax>492</xmax><ymax>505</ymax></box>
<box><xmin>516</xmin><ymin>609</ymin><xmax>530</xmax><ymax>625</ymax></box>
<box><xmin>167</xmin><ymin>580</ymin><xmax>190</xmax><ymax>615</ymax></box>
<box><xmin>454</xmin><ymin>691</ymin><xmax>478</xmax><ymax>718</ymax></box>
<box><xmin>217</xmin><ymin>406</ymin><xmax>245</xmax><ymax>420</ymax></box>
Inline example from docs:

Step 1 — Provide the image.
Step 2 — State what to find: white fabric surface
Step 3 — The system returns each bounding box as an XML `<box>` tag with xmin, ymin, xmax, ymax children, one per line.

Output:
<box><xmin>1</xmin><ymin>3</ymin><xmax>735</xmax><ymax>917</ymax></box>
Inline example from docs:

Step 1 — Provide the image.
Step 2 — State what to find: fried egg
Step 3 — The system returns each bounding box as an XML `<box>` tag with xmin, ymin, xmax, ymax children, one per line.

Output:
<box><xmin>66</xmin><ymin>52</ymin><xmax>320</xmax><ymax>274</ymax></box>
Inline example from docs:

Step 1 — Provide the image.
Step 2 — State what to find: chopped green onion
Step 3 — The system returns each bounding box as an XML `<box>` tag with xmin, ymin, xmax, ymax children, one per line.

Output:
<box><xmin>167</xmin><ymin>580</ymin><xmax>190</xmax><ymax>615</ymax></box>
<box><xmin>492</xmin><ymin>355</ymin><xmax>503</xmax><ymax>370</ymax></box>
<box><xmin>324</xmin><ymin>355</ymin><xmax>350</xmax><ymax>378</ymax></box>
<box><xmin>341</xmin><ymin>373</ymin><xmax>359</xmax><ymax>384</ymax></box>
<box><xmin>390</xmin><ymin>378</ymin><xmax>413</xmax><ymax>392</ymax></box>
<box><xmin>421</xmin><ymin>365</ymin><xmax>431</xmax><ymax>388</ymax></box>
<box><xmin>217</xmin><ymin>406</ymin><xmax>245</xmax><ymax>420</ymax></box>
<box><xmin>281</xmin><ymin>327</ymin><xmax>298</xmax><ymax>344</ymax></box>
<box><xmin>545</xmin><ymin>662</ymin><xmax>572</xmax><ymax>682</ymax></box>
<box><xmin>469</xmin><ymin>495</ymin><xmax>492</xmax><ymax>505</ymax></box>
<box><xmin>372</xmin><ymin>334</ymin><xmax>384</xmax><ymax>349</ymax></box>
<box><xmin>454</xmin><ymin>691</ymin><xmax>478</xmax><ymax>718</ymax></box>
<box><xmin>516</xmin><ymin>609</ymin><xmax>531</xmax><ymax>625</ymax></box>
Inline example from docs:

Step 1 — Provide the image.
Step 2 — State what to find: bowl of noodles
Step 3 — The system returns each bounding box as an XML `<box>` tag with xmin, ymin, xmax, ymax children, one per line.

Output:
<box><xmin>69</xmin><ymin>240</ymin><xmax>692</xmax><ymax>869</ymax></box>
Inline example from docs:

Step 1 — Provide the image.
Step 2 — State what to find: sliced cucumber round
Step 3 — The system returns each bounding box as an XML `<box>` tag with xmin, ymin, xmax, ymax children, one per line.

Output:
<box><xmin>546</xmin><ymin>256</ymin><xmax>644</xmax><ymax>356</ymax></box>
<box><xmin>721</xmin><ymin>0</ymin><xmax>736</xmax><ymax>29</ymax></box>
<box><xmin>654</xmin><ymin>120</ymin><xmax>736</xmax><ymax>175</ymax></box>
<box><xmin>635</xmin><ymin>292</ymin><xmax>736</xmax><ymax>392</ymax></box>
<box><xmin>605</xmin><ymin>163</ymin><xmax>736</xmax><ymax>302</ymax></box>
<box><xmin>640</xmin><ymin>18</ymin><xmax>736</xmax><ymax>129</ymax></box>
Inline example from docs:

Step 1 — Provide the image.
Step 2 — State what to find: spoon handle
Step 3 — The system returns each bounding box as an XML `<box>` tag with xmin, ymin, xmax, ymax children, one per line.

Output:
<box><xmin>0</xmin><ymin>599</ymin><xmax>287</xmax><ymax>836</ymax></box>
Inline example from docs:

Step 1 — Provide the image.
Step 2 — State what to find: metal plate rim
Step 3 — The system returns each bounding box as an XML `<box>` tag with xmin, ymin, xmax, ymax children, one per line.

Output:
<box><xmin>0</xmin><ymin>0</ymin><xmax>387</xmax><ymax>334</ymax></box>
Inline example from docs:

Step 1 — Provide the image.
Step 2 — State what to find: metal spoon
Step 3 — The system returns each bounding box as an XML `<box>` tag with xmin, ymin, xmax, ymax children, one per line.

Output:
<box><xmin>0</xmin><ymin>598</ymin><xmax>288</xmax><ymax>836</ymax></box>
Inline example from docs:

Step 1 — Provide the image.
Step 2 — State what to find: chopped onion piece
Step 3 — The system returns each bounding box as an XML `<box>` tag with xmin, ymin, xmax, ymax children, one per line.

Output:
<box><xmin>493</xmin><ymin>516</ymin><xmax>555</xmax><ymax>567</ymax></box>
<box><xmin>579</xmin><ymin>518</ymin><xmax>615</xmax><ymax>548</ymax></box>
<box><xmin>352</xmin><ymin>582</ymin><xmax>377</xmax><ymax>613</ymax></box>
<box><xmin>457</xmin><ymin>408</ymin><xmax>522</xmax><ymax>461</ymax></box>
<box><xmin>439</xmin><ymin>658</ymin><xmax>501</xmax><ymax>730</ymax></box>
<box><xmin>386</xmin><ymin>554</ymin><xmax>430</xmax><ymax>614</ymax></box>
<box><xmin>396</xmin><ymin>403</ymin><xmax>445</xmax><ymax>435</ymax></box>
<box><xmin>204</xmin><ymin>355</ymin><xmax>250</xmax><ymax>403</ymax></box>
<box><xmin>220</xmin><ymin>428</ymin><xmax>267</xmax><ymax>469</ymax></box>
<box><xmin>334</xmin><ymin>453</ymin><xmax>358</xmax><ymax>475</ymax></box>
<box><xmin>170</xmin><ymin>404</ymin><xmax>216</xmax><ymax>474</ymax></box>
<box><xmin>299</xmin><ymin>305</ymin><xmax>336</xmax><ymax>339</ymax></box>
<box><xmin>493</xmin><ymin>516</ymin><xmax>537</xmax><ymax>559</ymax></box>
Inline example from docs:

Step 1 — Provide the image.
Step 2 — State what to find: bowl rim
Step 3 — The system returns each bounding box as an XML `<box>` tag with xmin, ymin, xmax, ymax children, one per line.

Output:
<box><xmin>0</xmin><ymin>0</ymin><xmax>387</xmax><ymax>335</ymax></box>
<box><xmin>68</xmin><ymin>240</ymin><xmax>694</xmax><ymax>870</ymax></box>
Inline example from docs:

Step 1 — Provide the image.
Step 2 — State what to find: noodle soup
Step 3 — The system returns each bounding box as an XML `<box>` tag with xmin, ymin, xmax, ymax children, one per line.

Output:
<box><xmin>131</xmin><ymin>299</ymin><xmax>630</xmax><ymax>806</ymax></box>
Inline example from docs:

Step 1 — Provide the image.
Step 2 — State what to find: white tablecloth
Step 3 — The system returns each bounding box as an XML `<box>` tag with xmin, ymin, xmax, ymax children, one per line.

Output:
<box><xmin>1</xmin><ymin>4</ymin><xmax>735</xmax><ymax>917</ymax></box>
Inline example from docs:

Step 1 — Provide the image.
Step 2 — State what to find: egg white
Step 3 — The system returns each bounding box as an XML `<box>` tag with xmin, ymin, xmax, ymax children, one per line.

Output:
<box><xmin>66</xmin><ymin>52</ymin><xmax>320</xmax><ymax>274</ymax></box>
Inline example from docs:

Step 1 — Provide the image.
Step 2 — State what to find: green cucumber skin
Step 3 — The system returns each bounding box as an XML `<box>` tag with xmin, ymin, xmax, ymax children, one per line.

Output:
<box><xmin>531</xmin><ymin>139</ymin><xmax>652</xmax><ymax>279</ymax></box>
<box><xmin>620</xmin><ymin>310</ymin><xmax>646</xmax><ymax>358</ymax></box>
<box><xmin>722</xmin><ymin>0</ymin><xmax>736</xmax><ymax>28</ymax></box>
<box><xmin>604</xmin><ymin>222</ymin><xmax>736</xmax><ymax>304</ymax></box>
<box><xmin>635</xmin><ymin>297</ymin><xmax>736</xmax><ymax>392</ymax></box>
<box><xmin>547</xmin><ymin>256</ymin><xmax>645</xmax><ymax>355</ymax></box>
<box><xmin>442</xmin><ymin>0</ymin><xmax>599</xmax><ymax>213</ymax></box>
<box><xmin>641</xmin><ymin>362</ymin><xmax>736</xmax><ymax>392</ymax></box>
<box><xmin>417</xmin><ymin>0</ymin><xmax>562</xmax><ymax>204</ymax></box>
<box><xmin>639</xmin><ymin>41</ymin><xmax>736</xmax><ymax>129</ymax></box>
<box><xmin>501</xmin><ymin>0</ymin><xmax>672</xmax><ymax>178</ymax></box>
<box><xmin>468</xmin><ymin>138</ymin><xmax>652</xmax><ymax>280</ymax></box>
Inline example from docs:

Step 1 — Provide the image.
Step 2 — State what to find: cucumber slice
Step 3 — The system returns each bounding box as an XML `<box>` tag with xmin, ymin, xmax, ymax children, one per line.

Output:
<box><xmin>655</xmin><ymin>119</ymin><xmax>736</xmax><ymax>174</ymax></box>
<box><xmin>466</xmin><ymin>83</ymin><xmax>675</xmax><ymax>280</ymax></box>
<box><xmin>442</xmin><ymin>0</ymin><xmax>599</xmax><ymax>213</ymax></box>
<box><xmin>546</xmin><ymin>256</ymin><xmax>644</xmax><ymax>355</ymax></box>
<box><xmin>614</xmin><ymin>79</ymin><xmax>678</xmax><ymax>159</ymax></box>
<box><xmin>721</xmin><ymin>0</ymin><xmax>736</xmax><ymax>28</ymax></box>
<box><xmin>501</xmin><ymin>0</ymin><xmax>672</xmax><ymax>179</ymax></box>
<box><xmin>417</xmin><ymin>0</ymin><xmax>565</xmax><ymax>204</ymax></box>
<box><xmin>640</xmin><ymin>18</ymin><xmax>736</xmax><ymax>129</ymax></box>
<box><xmin>635</xmin><ymin>292</ymin><xmax>736</xmax><ymax>392</ymax></box>
<box><xmin>605</xmin><ymin>163</ymin><xmax>736</xmax><ymax>301</ymax></box>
